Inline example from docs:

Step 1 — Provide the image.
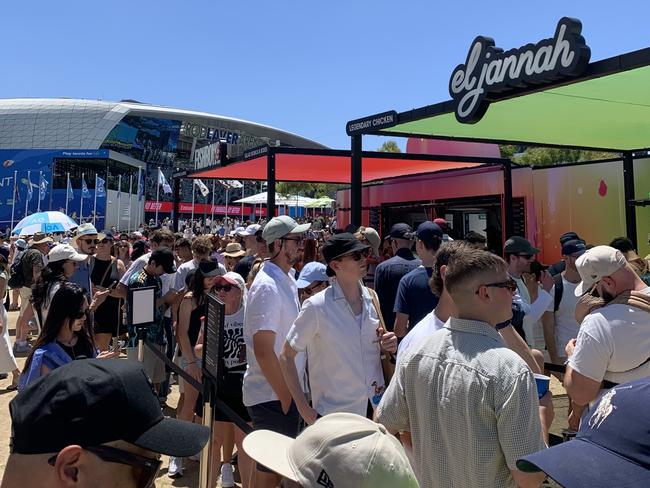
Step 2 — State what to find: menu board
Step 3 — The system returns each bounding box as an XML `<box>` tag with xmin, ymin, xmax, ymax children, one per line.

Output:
<box><xmin>203</xmin><ymin>293</ymin><xmax>225</xmax><ymax>382</ymax></box>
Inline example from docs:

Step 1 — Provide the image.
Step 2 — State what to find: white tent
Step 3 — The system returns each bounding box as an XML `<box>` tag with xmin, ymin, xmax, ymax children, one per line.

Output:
<box><xmin>233</xmin><ymin>191</ymin><xmax>317</xmax><ymax>207</ymax></box>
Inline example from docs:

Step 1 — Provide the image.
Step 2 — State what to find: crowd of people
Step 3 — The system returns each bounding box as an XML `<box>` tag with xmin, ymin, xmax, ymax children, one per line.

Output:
<box><xmin>0</xmin><ymin>214</ymin><xmax>649</xmax><ymax>488</ymax></box>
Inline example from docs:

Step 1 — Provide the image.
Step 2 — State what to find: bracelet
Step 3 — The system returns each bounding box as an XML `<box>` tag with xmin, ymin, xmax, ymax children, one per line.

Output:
<box><xmin>187</xmin><ymin>360</ymin><xmax>197</xmax><ymax>365</ymax></box>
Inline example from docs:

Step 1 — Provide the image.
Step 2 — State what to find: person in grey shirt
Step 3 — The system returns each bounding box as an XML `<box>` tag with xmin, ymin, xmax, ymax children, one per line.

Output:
<box><xmin>377</xmin><ymin>247</ymin><xmax>545</xmax><ymax>488</ymax></box>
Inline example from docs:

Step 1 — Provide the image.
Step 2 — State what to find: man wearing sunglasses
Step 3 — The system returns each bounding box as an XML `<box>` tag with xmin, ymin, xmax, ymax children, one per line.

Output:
<box><xmin>242</xmin><ymin>215</ymin><xmax>310</xmax><ymax>488</ymax></box>
<box><xmin>2</xmin><ymin>358</ymin><xmax>209</xmax><ymax>488</ymax></box>
<box><xmin>280</xmin><ymin>233</ymin><xmax>397</xmax><ymax>425</ymax></box>
<box><xmin>70</xmin><ymin>223</ymin><xmax>103</xmax><ymax>302</ymax></box>
<box><xmin>376</xmin><ymin>247</ymin><xmax>545</xmax><ymax>488</ymax></box>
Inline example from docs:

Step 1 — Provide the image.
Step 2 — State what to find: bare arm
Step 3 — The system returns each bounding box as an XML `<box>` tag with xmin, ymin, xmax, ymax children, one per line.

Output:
<box><xmin>510</xmin><ymin>469</ymin><xmax>546</xmax><ymax>488</ymax></box>
<box><xmin>253</xmin><ymin>331</ymin><xmax>292</xmax><ymax>413</ymax></box>
<box><xmin>393</xmin><ymin>312</ymin><xmax>409</xmax><ymax>339</ymax></box>
<box><xmin>279</xmin><ymin>341</ymin><xmax>316</xmax><ymax>424</ymax></box>
<box><xmin>541</xmin><ymin>311</ymin><xmax>560</xmax><ymax>363</ymax></box>
<box><xmin>499</xmin><ymin>325</ymin><xmax>542</xmax><ymax>374</ymax></box>
<box><xmin>564</xmin><ymin>366</ymin><xmax>601</xmax><ymax>406</ymax></box>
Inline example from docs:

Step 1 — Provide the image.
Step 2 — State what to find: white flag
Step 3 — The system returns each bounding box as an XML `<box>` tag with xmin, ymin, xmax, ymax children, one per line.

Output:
<box><xmin>227</xmin><ymin>180</ymin><xmax>243</xmax><ymax>189</ymax></box>
<box><xmin>157</xmin><ymin>168</ymin><xmax>172</xmax><ymax>194</ymax></box>
<box><xmin>194</xmin><ymin>179</ymin><xmax>209</xmax><ymax>197</ymax></box>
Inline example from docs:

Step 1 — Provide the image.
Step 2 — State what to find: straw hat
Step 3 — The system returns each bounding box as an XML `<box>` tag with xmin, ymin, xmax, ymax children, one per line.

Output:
<box><xmin>223</xmin><ymin>242</ymin><xmax>246</xmax><ymax>258</ymax></box>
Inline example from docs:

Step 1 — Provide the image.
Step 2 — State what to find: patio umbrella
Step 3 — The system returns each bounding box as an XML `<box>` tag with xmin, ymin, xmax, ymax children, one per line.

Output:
<box><xmin>12</xmin><ymin>211</ymin><xmax>79</xmax><ymax>236</ymax></box>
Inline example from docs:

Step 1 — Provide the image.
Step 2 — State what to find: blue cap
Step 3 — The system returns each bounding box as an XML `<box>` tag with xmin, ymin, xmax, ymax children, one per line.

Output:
<box><xmin>517</xmin><ymin>378</ymin><xmax>650</xmax><ymax>487</ymax></box>
<box><xmin>562</xmin><ymin>239</ymin><xmax>586</xmax><ymax>257</ymax></box>
<box><xmin>296</xmin><ymin>262</ymin><xmax>329</xmax><ymax>289</ymax></box>
<box><xmin>388</xmin><ymin>223</ymin><xmax>412</xmax><ymax>240</ymax></box>
<box><xmin>416</xmin><ymin>221</ymin><xmax>443</xmax><ymax>245</ymax></box>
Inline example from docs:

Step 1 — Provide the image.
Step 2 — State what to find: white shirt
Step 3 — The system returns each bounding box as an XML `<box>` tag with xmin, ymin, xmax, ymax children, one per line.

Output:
<box><xmin>512</xmin><ymin>275</ymin><xmax>553</xmax><ymax>348</ymax></box>
<box><xmin>545</xmin><ymin>276</ymin><xmax>580</xmax><ymax>356</ymax></box>
<box><xmin>242</xmin><ymin>261</ymin><xmax>305</xmax><ymax>407</ymax></box>
<box><xmin>120</xmin><ymin>252</ymin><xmax>151</xmax><ymax>285</ymax></box>
<box><xmin>397</xmin><ymin>310</ymin><xmax>446</xmax><ymax>363</ymax></box>
<box><xmin>569</xmin><ymin>287</ymin><xmax>650</xmax><ymax>382</ymax></box>
<box><xmin>286</xmin><ymin>281</ymin><xmax>384</xmax><ymax>417</ymax></box>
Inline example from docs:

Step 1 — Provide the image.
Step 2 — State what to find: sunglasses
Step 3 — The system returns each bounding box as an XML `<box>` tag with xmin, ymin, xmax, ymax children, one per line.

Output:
<box><xmin>476</xmin><ymin>278</ymin><xmax>518</xmax><ymax>295</ymax></box>
<box><xmin>81</xmin><ymin>239</ymin><xmax>100</xmax><ymax>245</ymax></box>
<box><xmin>281</xmin><ymin>236</ymin><xmax>304</xmax><ymax>244</ymax></box>
<box><xmin>341</xmin><ymin>249</ymin><xmax>371</xmax><ymax>261</ymax></box>
<box><xmin>517</xmin><ymin>254</ymin><xmax>534</xmax><ymax>260</ymax></box>
<box><xmin>74</xmin><ymin>309</ymin><xmax>90</xmax><ymax>319</ymax></box>
<box><xmin>100</xmin><ymin>239</ymin><xmax>113</xmax><ymax>244</ymax></box>
<box><xmin>49</xmin><ymin>445</ymin><xmax>161</xmax><ymax>488</ymax></box>
<box><xmin>214</xmin><ymin>284</ymin><xmax>234</xmax><ymax>292</ymax></box>
<box><xmin>303</xmin><ymin>282</ymin><xmax>326</xmax><ymax>296</ymax></box>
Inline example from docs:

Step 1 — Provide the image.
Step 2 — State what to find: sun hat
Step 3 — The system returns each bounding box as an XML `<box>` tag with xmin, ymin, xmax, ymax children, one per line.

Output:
<box><xmin>47</xmin><ymin>244</ymin><xmax>88</xmax><ymax>263</ymax></box>
<box><xmin>322</xmin><ymin>233</ymin><xmax>370</xmax><ymax>277</ymax></box>
<box><xmin>359</xmin><ymin>227</ymin><xmax>381</xmax><ymax>256</ymax></box>
<box><xmin>74</xmin><ymin>223</ymin><xmax>106</xmax><ymax>241</ymax></box>
<box><xmin>296</xmin><ymin>262</ymin><xmax>329</xmax><ymax>289</ymax></box>
<box><xmin>28</xmin><ymin>232</ymin><xmax>53</xmax><ymax>246</ymax></box>
<box><xmin>262</xmin><ymin>216</ymin><xmax>311</xmax><ymax>245</ymax></box>
<box><xmin>517</xmin><ymin>377</ymin><xmax>650</xmax><ymax>488</ymax></box>
<box><xmin>10</xmin><ymin>359</ymin><xmax>209</xmax><ymax>457</ymax></box>
<box><xmin>243</xmin><ymin>412</ymin><xmax>419</xmax><ymax>488</ymax></box>
<box><xmin>574</xmin><ymin>245</ymin><xmax>628</xmax><ymax>296</ymax></box>
<box><xmin>223</xmin><ymin>242</ymin><xmax>246</xmax><ymax>258</ymax></box>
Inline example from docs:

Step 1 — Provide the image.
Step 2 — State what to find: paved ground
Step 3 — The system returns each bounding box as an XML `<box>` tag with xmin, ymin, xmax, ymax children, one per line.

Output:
<box><xmin>0</xmin><ymin>309</ymin><xmax>569</xmax><ymax>487</ymax></box>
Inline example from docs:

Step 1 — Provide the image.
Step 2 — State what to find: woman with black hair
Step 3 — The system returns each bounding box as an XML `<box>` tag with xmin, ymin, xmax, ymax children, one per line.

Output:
<box><xmin>19</xmin><ymin>282</ymin><xmax>116</xmax><ymax>389</ymax></box>
<box><xmin>0</xmin><ymin>247</ymin><xmax>20</xmax><ymax>390</ymax></box>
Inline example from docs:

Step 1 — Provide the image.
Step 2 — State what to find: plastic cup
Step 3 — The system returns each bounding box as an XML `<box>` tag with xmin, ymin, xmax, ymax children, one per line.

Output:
<box><xmin>534</xmin><ymin>373</ymin><xmax>550</xmax><ymax>399</ymax></box>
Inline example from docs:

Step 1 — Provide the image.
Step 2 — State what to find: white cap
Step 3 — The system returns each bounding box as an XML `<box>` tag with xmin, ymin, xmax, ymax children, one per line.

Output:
<box><xmin>74</xmin><ymin>223</ymin><xmax>105</xmax><ymax>241</ymax></box>
<box><xmin>229</xmin><ymin>226</ymin><xmax>245</xmax><ymax>237</ymax></box>
<box><xmin>261</xmin><ymin>216</ymin><xmax>310</xmax><ymax>245</ymax></box>
<box><xmin>575</xmin><ymin>245</ymin><xmax>627</xmax><ymax>296</ymax></box>
<box><xmin>217</xmin><ymin>271</ymin><xmax>246</xmax><ymax>290</ymax></box>
<box><xmin>243</xmin><ymin>413</ymin><xmax>418</xmax><ymax>488</ymax></box>
<box><xmin>238</xmin><ymin>224</ymin><xmax>261</xmax><ymax>236</ymax></box>
<box><xmin>48</xmin><ymin>244</ymin><xmax>88</xmax><ymax>263</ymax></box>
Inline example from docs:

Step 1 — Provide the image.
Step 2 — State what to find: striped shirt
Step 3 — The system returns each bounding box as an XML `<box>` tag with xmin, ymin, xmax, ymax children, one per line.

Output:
<box><xmin>376</xmin><ymin>317</ymin><xmax>544</xmax><ymax>488</ymax></box>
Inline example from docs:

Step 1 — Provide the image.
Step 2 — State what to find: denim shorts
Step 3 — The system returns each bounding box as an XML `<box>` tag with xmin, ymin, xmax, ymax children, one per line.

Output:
<box><xmin>247</xmin><ymin>400</ymin><xmax>300</xmax><ymax>472</ymax></box>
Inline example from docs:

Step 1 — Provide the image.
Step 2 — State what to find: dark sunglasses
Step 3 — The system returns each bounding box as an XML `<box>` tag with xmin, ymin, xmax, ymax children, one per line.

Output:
<box><xmin>74</xmin><ymin>309</ymin><xmax>90</xmax><ymax>319</ymax></box>
<box><xmin>48</xmin><ymin>445</ymin><xmax>161</xmax><ymax>488</ymax></box>
<box><xmin>214</xmin><ymin>284</ymin><xmax>233</xmax><ymax>292</ymax></box>
<box><xmin>100</xmin><ymin>239</ymin><xmax>113</xmax><ymax>244</ymax></box>
<box><xmin>476</xmin><ymin>278</ymin><xmax>518</xmax><ymax>295</ymax></box>
<box><xmin>517</xmin><ymin>254</ymin><xmax>534</xmax><ymax>260</ymax></box>
<box><xmin>81</xmin><ymin>238</ymin><xmax>100</xmax><ymax>245</ymax></box>
<box><xmin>281</xmin><ymin>236</ymin><xmax>304</xmax><ymax>244</ymax></box>
<box><xmin>341</xmin><ymin>249</ymin><xmax>371</xmax><ymax>261</ymax></box>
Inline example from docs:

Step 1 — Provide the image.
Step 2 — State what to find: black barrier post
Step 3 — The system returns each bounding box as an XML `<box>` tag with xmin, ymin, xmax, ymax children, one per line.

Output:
<box><xmin>267</xmin><ymin>150</ymin><xmax>276</xmax><ymax>219</ymax></box>
<box><xmin>351</xmin><ymin>135</ymin><xmax>362</xmax><ymax>227</ymax></box>
<box><xmin>623</xmin><ymin>152</ymin><xmax>638</xmax><ymax>250</ymax></box>
<box><xmin>502</xmin><ymin>159</ymin><xmax>514</xmax><ymax>239</ymax></box>
<box><xmin>136</xmin><ymin>327</ymin><xmax>147</xmax><ymax>363</ymax></box>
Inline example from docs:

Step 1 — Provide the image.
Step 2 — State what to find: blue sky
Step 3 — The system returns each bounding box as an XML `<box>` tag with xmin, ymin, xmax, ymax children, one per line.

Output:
<box><xmin>1</xmin><ymin>1</ymin><xmax>648</xmax><ymax>150</ymax></box>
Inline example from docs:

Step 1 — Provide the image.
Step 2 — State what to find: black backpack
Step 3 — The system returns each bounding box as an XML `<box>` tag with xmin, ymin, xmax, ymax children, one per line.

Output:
<box><xmin>7</xmin><ymin>253</ymin><xmax>25</xmax><ymax>289</ymax></box>
<box><xmin>553</xmin><ymin>273</ymin><xmax>564</xmax><ymax>311</ymax></box>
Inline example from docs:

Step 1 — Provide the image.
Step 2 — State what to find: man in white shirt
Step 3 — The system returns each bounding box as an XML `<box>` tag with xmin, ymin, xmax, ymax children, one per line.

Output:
<box><xmin>242</xmin><ymin>216</ymin><xmax>310</xmax><ymax>488</ymax></box>
<box><xmin>279</xmin><ymin>233</ymin><xmax>397</xmax><ymax>424</ymax></box>
<box><xmin>172</xmin><ymin>235</ymin><xmax>225</xmax><ymax>291</ymax></box>
<box><xmin>565</xmin><ymin>245</ymin><xmax>650</xmax><ymax>408</ymax></box>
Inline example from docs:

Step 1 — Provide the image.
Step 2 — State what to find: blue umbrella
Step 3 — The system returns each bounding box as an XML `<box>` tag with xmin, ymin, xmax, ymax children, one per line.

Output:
<box><xmin>12</xmin><ymin>211</ymin><xmax>78</xmax><ymax>236</ymax></box>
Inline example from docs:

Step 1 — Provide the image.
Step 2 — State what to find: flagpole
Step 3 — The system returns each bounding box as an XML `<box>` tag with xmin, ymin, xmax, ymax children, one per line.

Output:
<box><xmin>93</xmin><ymin>173</ymin><xmax>98</xmax><ymax>225</ymax></box>
<box><xmin>128</xmin><ymin>174</ymin><xmax>133</xmax><ymax>233</ymax></box>
<box><xmin>191</xmin><ymin>181</ymin><xmax>195</xmax><ymax>229</ymax></box>
<box><xmin>137</xmin><ymin>167</ymin><xmax>143</xmax><ymax>230</ymax></box>
<box><xmin>10</xmin><ymin>170</ymin><xmax>17</xmax><ymax>232</ymax></box>
<box><xmin>65</xmin><ymin>173</ymin><xmax>69</xmax><ymax>216</ymax></box>
<box><xmin>155</xmin><ymin>168</ymin><xmax>160</xmax><ymax>226</ymax></box>
<box><xmin>225</xmin><ymin>187</ymin><xmax>229</xmax><ymax>222</ymax></box>
<box><xmin>117</xmin><ymin>174</ymin><xmax>123</xmax><ymax>232</ymax></box>
<box><xmin>25</xmin><ymin>170</ymin><xmax>30</xmax><ymax>218</ymax></box>
<box><xmin>37</xmin><ymin>171</ymin><xmax>42</xmax><ymax>212</ymax></box>
<box><xmin>241</xmin><ymin>181</ymin><xmax>245</xmax><ymax>220</ymax></box>
<box><xmin>80</xmin><ymin>172</ymin><xmax>84</xmax><ymax>223</ymax></box>
<box><xmin>211</xmin><ymin>180</ymin><xmax>215</xmax><ymax>228</ymax></box>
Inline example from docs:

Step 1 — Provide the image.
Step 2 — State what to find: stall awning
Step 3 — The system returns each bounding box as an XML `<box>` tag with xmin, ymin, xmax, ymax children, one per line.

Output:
<box><xmin>377</xmin><ymin>48</ymin><xmax>650</xmax><ymax>152</ymax></box>
<box><xmin>190</xmin><ymin>148</ymin><xmax>490</xmax><ymax>184</ymax></box>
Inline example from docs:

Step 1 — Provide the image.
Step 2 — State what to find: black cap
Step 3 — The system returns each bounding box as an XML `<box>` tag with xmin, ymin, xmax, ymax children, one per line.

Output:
<box><xmin>322</xmin><ymin>233</ymin><xmax>370</xmax><ymax>276</ymax></box>
<box><xmin>388</xmin><ymin>223</ymin><xmax>412</xmax><ymax>240</ymax></box>
<box><xmin>151</xmin><ymin>248</ymin><xmax>176</xmax><ymax>274</ymax></box>
<box><xmin>416</xmin><ymin>221</ymin><xmax>443</xmax><ymax>245</ymax></box>
<box><xmin>562</xmin><ymin>239</ymin><xmax>587</xmax><ymax>257</ymax></box>
<box><xmin>10</xmin><ymin>359</ymin><xmax>209</xmax><ymax>456</ymax></box>
<box><xmin>504</xmin><ymin>236</ymin><xmax>540</xmax><ymax>254</ymax></box>
<box><xmin>132</xmin><ymin>240</ymin><xmax>149</xmax><ymax>252</ymax></box>
<box><xmin>101</xmin><ymin>230</ymin><xmax>114</xmax><ymax>241</ymax></box>
<box><xmin>198</xmin><ymin>259</ymin><xmax>225</xmax><ymax>278</ymax></box>
<box><xmin>559</xmin><ymin>231</ymin><xmax>581</xmax><ymax>245</ymax></box>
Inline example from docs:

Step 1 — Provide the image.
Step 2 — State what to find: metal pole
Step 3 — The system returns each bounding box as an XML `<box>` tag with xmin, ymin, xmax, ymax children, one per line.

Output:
<box><xmin>211</xmin><ymin>180</ymin><xmax>216</xmax><ymax>229</ymax></box>
<box><xmin>503</xmin><ymin>160</ymin><xmax>514</xmax><ymax>240</ymax></box>
<box><xmin>79</xmin><ymin>172</ymin><xmax>84</xmax><ymax>224</ymax></box>
<box><xmin>351</xmin><ymin>135</ymin><xmax>362</xmax><ymax>226</ymax></box>
<box><xmin>267</xmin><ymin>152</ymin><xmax>276</xmax><ymax>218</ymax></box>
<box><xmin>155</xmin><ymin>169</ymin><xmax>160</xmax><ymax>226</ymax></box>
<box><xmin>10</xmin><ymin>170</ymin><xmax>16</xmax><ymax>232</ymax></box>
<box><xmin>172</xmin><ymin>171</ymin><xmax>180</xmax><ymax>233</ymax></box>
<box><xmin>225</xmin><ymin>187</ymin><xmax>229</xmax><ymax>221</ymax></box>
<box><xmin>117</xmin><ymin>174</ymin><xmax>123</xmax><ymax>232</ymax></box>
<box><xmin>137</xmin><ymin>167</ymin><xmax>143</xmax><ymax>231</ymax></box>
<box><xmin>25</xmin><ymin>170</ymin><xmax>30</xmax><ymax>218</ymax></box>
<box><xmin>241</xmin><ymin>181</ymin><xmax>245</xmax><ymax>221</ymax></box>
<box><xmin>128</xmin><ymin>174</ymin><xmax>133</xmax><ymax>233</ymax></box>
<box><xmin>93</xmin><ymin>173</ymin><xmax>98</xmax><ymax>225</ymax></box>
<box><xmin>623</xmin><ymin>152</ymin><xmax>638</xmax><ymax>250</ymax></box>
<box><xmin>37</xmin><ymin>171</ymin><xmax>42</xmax><ymax>212</ymax></box>
<box><xmin>191</xmin><ymin>182</ymin><xmax>195</xmax><ymax>231</ymax></box>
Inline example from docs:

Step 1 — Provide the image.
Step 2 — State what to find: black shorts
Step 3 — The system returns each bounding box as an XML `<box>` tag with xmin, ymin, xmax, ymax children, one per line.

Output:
<box><xmin>213</xmin><ymin>371</ymin><xmax>250</xmax><ymax>423</ymax></box>
<box><xmin>247</xmin><ymin>400</ymin><xmax>299</xmax><ymax>473</ymax></box>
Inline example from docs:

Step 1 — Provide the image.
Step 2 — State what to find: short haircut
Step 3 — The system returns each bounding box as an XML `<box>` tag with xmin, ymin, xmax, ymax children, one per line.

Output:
<box><xmin>150</xmin><ymin>229</ymin><xmax>174</xmax><ymax>245</ymax></box>
<box><xmin>444</xmin><ymin>248</ymin><xmax>507</xmax><ymax>295</ymax></box>
<box><xmin>430</xmin><ymin>241</ymin><xmax>472</xmax><ymax>295</ymax></box>
<box><xmin>192</xmin><ymin>235</ymin><xmax>213</xmax><ymax>256</ymax></box>
<box><xmin>174</xmin><ymin>238</ymin><xmax>191</xmax><ymax>250</ymax></box>
<box><xmin>464</xmin><ymin>231</ymin><xmax>487</xmax><ymax>245</ymax></box>
<box><xmin>609</xmin><ymin>236</ymin><xmax>635</xmax><ymax>254</ymax></box>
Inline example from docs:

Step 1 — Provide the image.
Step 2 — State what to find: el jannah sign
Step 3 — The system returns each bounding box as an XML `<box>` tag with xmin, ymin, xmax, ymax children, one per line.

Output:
<box><xmin>449</xmin><ymin>17</ymin><xmax>591</xmax><ymax>124</ymax></box>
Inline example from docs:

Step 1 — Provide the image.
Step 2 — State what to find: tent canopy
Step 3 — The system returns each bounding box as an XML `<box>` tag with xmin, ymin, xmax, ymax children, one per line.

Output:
<box><xmin>371</xmin><ymin>48</ymin><xmax>650</xmax><ymax>152</ymax></box>
<box><xmin>234</xmin><ymin>191</ymin><xmax>317</xmax><ymax>206</ymax></box>
<box><xmin>190</xmin><ymin>148</ymin><xmax>489</xmax><ymax>184</ymax></box>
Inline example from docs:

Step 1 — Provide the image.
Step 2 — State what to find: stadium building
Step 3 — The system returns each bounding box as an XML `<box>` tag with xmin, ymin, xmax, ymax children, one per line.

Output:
<box><xmin>0</xmin><ymin>98</ymin><xmax>325</xmax><ymax>232</ymax></box>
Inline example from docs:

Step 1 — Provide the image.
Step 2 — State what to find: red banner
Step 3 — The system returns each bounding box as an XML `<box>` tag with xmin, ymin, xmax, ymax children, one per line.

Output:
<box><xmin>144</xmin><ymin>201</ymin><xmax>265</xmax><ymax>216</ymax></box>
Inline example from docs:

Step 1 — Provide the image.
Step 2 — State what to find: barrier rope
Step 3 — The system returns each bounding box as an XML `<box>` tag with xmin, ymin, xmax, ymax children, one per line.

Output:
<box><xmin>143</xmin><ymin>340</ymin><xmax>253</xmax><ymax>434</ymax></box>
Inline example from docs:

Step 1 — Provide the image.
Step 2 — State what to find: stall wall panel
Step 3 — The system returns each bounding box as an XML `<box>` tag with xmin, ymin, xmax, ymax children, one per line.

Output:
<box><xmin>532</xmin><ymin>160</ymin><xmax>626</xmax><ymax>264</ymax></box>
<box><xmin>633</xmin><ymin>158</ymin><xmax>650</xmax><ymax>258</ymax></box>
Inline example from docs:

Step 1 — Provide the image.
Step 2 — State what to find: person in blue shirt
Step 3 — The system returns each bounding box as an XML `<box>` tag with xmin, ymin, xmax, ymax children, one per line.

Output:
<box><xmin>393</xmin><ymin>221</ymin><xmax>443</xmax><ymax>338</ymax></box>
<box><xmin>374</xmin><ymin>223</ymin><xmax>421</xmax><ymax>330</ymax></box>
<box><xmin>69</xmin><ymin>223</ymin><xmax>103</xmax><ymax>300</ymax></box>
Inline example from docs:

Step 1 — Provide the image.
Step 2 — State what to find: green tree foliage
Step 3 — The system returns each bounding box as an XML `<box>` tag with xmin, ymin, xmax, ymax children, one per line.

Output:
<box><xmin>500</xmin><ymin>145</ymin><xmax>618</xmax><ymax>166</ymax></box>
<box><xmin>377</xmin><ymin>140</ymin><xmax>401</xmax><ymax>153</ymax></box>
<box><xmin>276</xmin><ymin>181</ymin><xmax>337</xmax><ymax>199</ymax></box>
